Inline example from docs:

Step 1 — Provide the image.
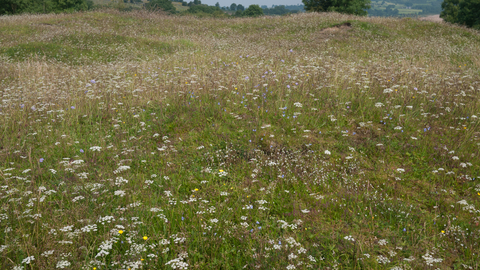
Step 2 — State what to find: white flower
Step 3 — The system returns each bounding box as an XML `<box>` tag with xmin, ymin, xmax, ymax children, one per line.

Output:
<box><xmin>376</xmin><ymin>255</ymin><xmax>390</xmax><ymax>264</ymax></box>
<box><xmin>460</xmin><ymin>163</ymin><xmax>467</xmax><ymax>168</ymax></box>
<box><xmin>452</xmin><ymin>156</ymin><xmax>459</xmax><ymax>160</ymax></box>
<box><xmin>286</xmin><ymin>264</ymin><xmax>296</xmax><ymax>269</ymax></box>
<box><xmin>394</xmin><ymin>126</ymin><xmax>402</xmax><ymax>130</ymax></box>
<box><xmin>324</xmin><ymin>150</ymin><xmax>331</xmax><ymax>155</ymax></box>
<box><xmin>288</xmin><ymin>253</ymin><xmax>298</xmax><ymax>260</ymax></box>
<box><xmin>344</xmin><ymin>235</ymin><xmax>355</xmax><ymax>242</ymax></box>
<box><xmin>383</xmin><ymin>88</ymin><xmax>393</xmax><ymax>94</ymax></box>
<box><xmin>56</xmin><ymin>260</ymin><xmax>71</xmax><ymax>269</ymax></box>
<box><xmin>411</xmin><ymin>136</ymin><xmax>418</xmax><ymax>140</ymax></box>
<box><xmin>210</xmin><ymin>218</ymin><xmax>219</xmax><ymax>223</ymax></box>
<box><xmin>90</xmin><ymin>146</ymin><xmax>102</xmax><ymax>151</ymax></box>
<box><xmin>114</xmin><ymin>190</ymin><xmax>126</xmax><ymax>197</ymax></box>
<box><xmin>301</xmin><ymin>209</ymin><xmax>310</xmax><ymax>213</ymax></box>
<box><xmin>21</xmin><ymin>256</ymin><xmax>35</xmax><ymax>264</ymax></box>
<box><xmin>294</xmin><ymin>102</ymin><xmax>303</xmax><ymax>107</ymax></box>
<box><xmin>378</xmin><ymin>239</ymin><xmax>388</xmax><ymax>246</ymax></box>
<box><xmin>375</xmin><ymin>102</ymin><xmax>384</xmax><ymax>108</ymax></box>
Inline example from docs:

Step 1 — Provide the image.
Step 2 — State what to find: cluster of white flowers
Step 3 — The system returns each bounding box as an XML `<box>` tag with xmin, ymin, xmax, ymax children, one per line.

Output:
<box><xmin>344</xmin><ymin>235</ymin><xmax>355</xmax><ymax>242</ymax></box>
<box><xmin>165</xmin><ymin>253</ymin><xmax>189</xmax><ymax>269</ymax></box>
<box><xmin>113</xmin><ymin>165</ymin><xmax>130</xmax><ymax>174</ymax></box>
<box><xmin>90</xmin><ymin>146</ymin><xmax>102</xmax><ymax>151</ymax></box>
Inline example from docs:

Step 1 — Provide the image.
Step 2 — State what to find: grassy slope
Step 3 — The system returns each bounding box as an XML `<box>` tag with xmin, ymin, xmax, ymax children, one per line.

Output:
<box><xmin>1</xmin><ymin>10</ymin><xmax>480</xmax><ymax>269</ymax></box>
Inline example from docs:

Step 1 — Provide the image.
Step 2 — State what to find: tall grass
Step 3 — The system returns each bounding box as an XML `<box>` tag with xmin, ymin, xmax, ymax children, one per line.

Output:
<box><xmin>1</xmin><ymin>9</ymin><xmax>480</xmax><ymax>269</ymax></box>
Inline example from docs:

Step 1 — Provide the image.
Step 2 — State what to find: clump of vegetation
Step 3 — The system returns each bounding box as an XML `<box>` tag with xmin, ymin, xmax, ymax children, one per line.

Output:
<box><xmin>441</xmin><ymin>0</ymin><xmax>480</xmax><ymax>29</ymax></box>
<box><xmin>0</xmin><ymin>9</ymin><xmax>480</xmax><ymax>270</ymax></box>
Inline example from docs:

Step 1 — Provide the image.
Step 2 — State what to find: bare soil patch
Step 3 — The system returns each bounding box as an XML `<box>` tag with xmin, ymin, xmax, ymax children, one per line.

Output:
<box><xmin>418</xmin><ymin>14</ymin><xmax>443</xmax><ymax>23</ymax></box>
<box><xmin>321</xmin><ymin>22</ymin><xmax>352</xmax><ymax>33</ymax></box>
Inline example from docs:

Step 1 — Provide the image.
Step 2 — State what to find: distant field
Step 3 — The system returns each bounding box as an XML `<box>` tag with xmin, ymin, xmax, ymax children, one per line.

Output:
<box><xmin>398</xmin><ymin>9</ymin><xmax>422</xmax><ymax>14</ymax></box>
<box><xmin>1</xmin><ymin>10</ymin><xmax>480</xmax><ymax>270</ymax></box>
<box><xmin>172</xmin><ymin>2</ymin><xmax>189</xmax><ymax>12</ymax></box>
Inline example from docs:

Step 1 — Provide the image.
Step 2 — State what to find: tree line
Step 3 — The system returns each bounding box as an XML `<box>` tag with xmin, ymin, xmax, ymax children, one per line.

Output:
<box><xmin>1</xmin><ymin>0</ymin><xmax>478</xmax><ymax>30</ymax></box>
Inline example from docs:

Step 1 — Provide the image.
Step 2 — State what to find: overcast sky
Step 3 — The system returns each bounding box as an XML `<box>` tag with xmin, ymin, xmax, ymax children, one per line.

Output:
<box><xmin>200</xmin><ymin>0</ymin><xmax>304</xmax><ymax>8</ymax></box>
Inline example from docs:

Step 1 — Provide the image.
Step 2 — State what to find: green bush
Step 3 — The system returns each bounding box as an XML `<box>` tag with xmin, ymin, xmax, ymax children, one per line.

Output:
<box><xmin>0</xmin><ymin>0</ymin><xmax>92</xmax><ymax>15</ymax></box>
<box><xmin>145</xmin><ymin>0</ymin><xmax>176</xmax><ymax>13</ymax></box>
<box><xmin>441</xmin><ymin>0</ymin><xmax>480</xmax><ymax>29</ymax></box>
<box><xmin>243</xmin><ymin>4</ymin><xmax>263</xmax><ymax>16</ymax></box>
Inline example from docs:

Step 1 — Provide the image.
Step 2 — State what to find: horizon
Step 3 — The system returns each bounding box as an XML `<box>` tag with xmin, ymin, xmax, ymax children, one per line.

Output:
<box><xmin>194</xmin><ymin>0</ymin><xmax>304</xmax><ymax>8</ymax></box>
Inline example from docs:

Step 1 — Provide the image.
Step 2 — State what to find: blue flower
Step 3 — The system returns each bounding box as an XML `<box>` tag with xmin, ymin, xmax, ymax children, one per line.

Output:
<box><xmin>80</xmin><ymin>149</ymin><xmax>84</xmax><ymax>153</ymax></box>
<box><xmin>39</xmin><ymin>158</ymin><xmax>44</xmax><ymax>163</ymax></box>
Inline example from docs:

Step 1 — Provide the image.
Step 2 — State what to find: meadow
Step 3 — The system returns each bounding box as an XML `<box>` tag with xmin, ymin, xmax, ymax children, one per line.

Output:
<box><xmin>1</xmin><ymin>9</ymin><xmax>480</xmax><ymax>269</ymax></box>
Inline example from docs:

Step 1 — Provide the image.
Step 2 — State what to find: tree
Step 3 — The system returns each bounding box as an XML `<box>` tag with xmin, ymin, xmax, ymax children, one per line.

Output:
<box><xmin>230</xmin><ymin>3</ymin><xmax>236</xmax><ymax>10</ymax></box>
<box><xmin>0</xmin><ymin>0</ymin><xmax>91</xmax><ymax>14</ymax></box>
<box><xmin>243</xmin><ymin>4</ymin><xmax>263</xmax><ymax>16</ymax></box>
<box><xmin>302</xmin><ymin>0</ymin><xmax>370</xmax><ymax>15</ymax></box>
<box><xmin>145</xmin><ymin>0</ymin><xmax>176</xmax><ymax>13</ymax></box>
<box><xmin>237</xmin><ymin>4</ymin><xmax>244</xmax><ymax>10</ymax></box>
<box><xmin>215</xmin><ymin>1</ymin><xmax>219</xmax><ymax>7</ymax></box>
<box><xmin>441</xmin><ymin>0</ymin><xmax>480</xmax><ymax>29</ymax></box>
<box><xmin>0</xmin><ymin>0</ymin><xmax>28</xmax><ymax>14</ymax></box>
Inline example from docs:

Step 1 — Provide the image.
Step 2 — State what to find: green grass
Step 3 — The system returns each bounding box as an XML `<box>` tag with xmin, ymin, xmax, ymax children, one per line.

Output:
<box><xmin>0</xmin><ymin>9</ymin><xmax>480</xmax><ymax>270</ymax></box>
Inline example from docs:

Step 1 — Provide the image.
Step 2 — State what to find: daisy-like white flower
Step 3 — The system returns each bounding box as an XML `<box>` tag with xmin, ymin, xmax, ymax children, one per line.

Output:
<box><xmin>90</xmin><ymin>146</ymin><xmax>102</xmax><ymax>151</ymax></box>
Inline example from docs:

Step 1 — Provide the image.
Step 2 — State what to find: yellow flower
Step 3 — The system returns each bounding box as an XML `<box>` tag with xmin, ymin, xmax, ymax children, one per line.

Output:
<box><xmin>143</xmin><ymin>236</ymin><xmax>148</xmax><ymax>240</ymax></box>
<box><xmin>464</xmin><ymin>127</ymin><xmax>467</xmax><ymax>129</ymax></box>
<box><xmin>219</xmin><ymin>169</ymin><xmax>224</xmax><ymax>172</ymax></box>
<box><xmin>119</xmin><ymin>230</ymin><xmax>123</xmax><ymax>234</ymax></box>
<box><xmin>441</xmin><ymin>230</ymin><xmax>445</xmax><ymax>234</ymax></box>
<box><xmin>135</xmin><ymin>74</ymin><xmax>137</xmax><ymax>76</ymax></box>
<box><xmin>195</xmin><ymin>188</ymin><xmax>199</xmax><ymax>191</ymax></box>
<box><xmin>141</xmin><ymin>258</ymin><xmax>144</xmax><ymax>261</ymax></box>
<box><xmin>235</xmin><ymin>88</ymin><xmax>237</xmax><ymax>90</ymax></box>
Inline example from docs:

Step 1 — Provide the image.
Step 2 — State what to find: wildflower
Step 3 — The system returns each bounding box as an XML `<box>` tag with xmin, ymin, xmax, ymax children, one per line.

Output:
<box><xmin>119</xmin><ymin>230</ymin><xmax>123</xmax><ymax>234</ymax></box>
<box><xmin>344</xmin><ymin>235</ymin><xmax>355</xmax><ymax>242</ymax></box>
<box><xmin>22</xmin><ymin>256</ymin><xmax>35</xmax><ymax>264</ymax></box>
<box><xmin>90</xmin><ymin>146</ymin><xmax>102</xmax><ymax>151</ymax></box>
<box><xmin>39</xmin><ymin>158</ymin><xmax>44</xmax><ymax>162</ymax></box>
<box><xmin>143</xmin><ymin>236</ymin><xmax>148</xmax><ymax>240</ymax></box>
<box><xmin>324</xmin><ymin>150</ymin><xmax>331</xmax><ymax>155</ymax></box>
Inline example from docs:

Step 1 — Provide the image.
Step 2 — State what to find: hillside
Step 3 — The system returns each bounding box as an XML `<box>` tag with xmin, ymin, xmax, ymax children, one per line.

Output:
<box><xmin>1</xmin><ymin>10</ymin><xmax>480</xmax><ymax>269</ymax></box>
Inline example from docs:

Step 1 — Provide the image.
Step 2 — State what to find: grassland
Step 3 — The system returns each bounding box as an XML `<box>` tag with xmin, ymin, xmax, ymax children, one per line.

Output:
<box><xmin>1</xmin><ymin>9</ymin><xmax>480</xmax><ymax>269</ymax></box>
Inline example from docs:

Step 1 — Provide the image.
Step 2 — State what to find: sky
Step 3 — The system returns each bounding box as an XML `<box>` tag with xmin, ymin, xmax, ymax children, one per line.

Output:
<box><xmin>199</xmin><ymin>0</ymin><xmax>304</xmax><ymax>8</ymax></box>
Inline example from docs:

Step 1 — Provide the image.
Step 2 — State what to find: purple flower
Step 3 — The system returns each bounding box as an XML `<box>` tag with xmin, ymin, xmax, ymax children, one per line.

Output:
<box><xmin>287</xmin><ymin>85</ymin><xmax>290</xmax><ymax>88</ymax></box>
<box><xmin>80</xmin><ymin>149</ymin><xmax>84</xmax><ymax>153</ymax></box>
<box><xmin>414</xmin><ymin>87</ymin><xmax>418</xmax><ymax>91</ymax></box>
<box><xmin>289</xmin><ymin>49</ymin><xmax>293</xmax><ymax>52</ymax></box>
<box><xmin>90</xmin><ymin>80</ymin><xmax>96</xmax><ymax>84</ymax></box>
<box><xmin>39</xmin><ymin>158</ymin><xmax>44</xmax><ymax>163</ymax></box>
<box><xmin>71</xmin><ymin>106</ymin><xmax>75</xmax><ymax>109</ymax></box>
